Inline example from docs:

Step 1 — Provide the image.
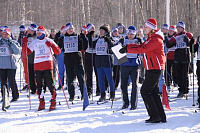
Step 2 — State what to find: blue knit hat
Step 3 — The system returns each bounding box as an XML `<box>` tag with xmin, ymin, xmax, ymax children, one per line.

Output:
<box><xmin>162</xmin><ymin>23</ymin><xmax>169</xmax><ymax>30</ymax></box>
<box><xmin>19</xmin><ymin>25</ymin><xmax>26</xmax><ymax>31</ymax></box>
<box><xmin>28</xmin><ymin>23</ymin><xmax>37</xmax><ymax>31</ymax></box>
<box><xmin>112</xmin><ymin>27</ymin><xmax>118</xmax><ymax>33</ymax></box>
<box><xmin>66</xmin><ymin>23</ymin><xmax>74</xmax><ymax>30</ymax></box>
<box><xmin>127</xmin><ymin>26</ymin><xmax>137</xmax><ymax>35</ymax></box>
<box><xmin>176</xmin><ymin>21</ymin><xmax>185</xmax><ymax>29</ymax></box>
<box><xmin>87</xmin><ymin>23</ymin><xmax>94</xmax><ymax>31</ymax></box>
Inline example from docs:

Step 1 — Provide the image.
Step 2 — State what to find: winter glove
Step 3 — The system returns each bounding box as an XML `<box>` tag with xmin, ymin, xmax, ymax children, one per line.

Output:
<box><xmin>88</xmin><ymin>31</ymin><xmax>94</xmax><ymax>37</ymax></box>
<box><xmin>46</xmin><ymin>41</ymin><xmax>53</xmax><ymax>47</ymax></box>
<box><xmin>164</xmin><ymin>36</ymin><xmax>169</xmax><ymax>44</ymax></box>
<box><xmin>183</xmin><ymin>36</ymin><xmax>189</xmax><ymax>43</ymax></box>
<box><xmin>80</xmin><ymin>33</ymin><xmax>85</xmax><ymax>39</ymax></box>
<box><xmin>6</xmin><ymin>38</ymin><xmax>13</xmax><ymax>46</ymax></box>
<box><xmin>104</xmin><ymin>36</ymin><xmax>111</xmax><ymax>43</ymax></box>
<box><xmin>190</xmin><ymin>37</ymin><xmax>194</xmax><ymax>44</ymax></box>
<box><xmin>119</xmin><ymin>45</ymin><xmax>127</xmax><ymax>53</ymax></box>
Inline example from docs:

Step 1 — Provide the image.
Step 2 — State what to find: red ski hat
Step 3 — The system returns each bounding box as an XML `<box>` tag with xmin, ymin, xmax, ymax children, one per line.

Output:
<box><xmin>169</xmin><ymin>25</ymin><xmax>176</xmax><ymax>32</ymax></box>
<box><xmin>81</xmin><ymin>25</ymin><xmax>87</xmax><ymax>32</ymax></box>
<box><xmin>37</xmin><ymin>25</ymin><xmax>46</xmax><ymax>34</ymax></box>
<box><xmin>145</xmin><ymin>18</ymin><xmax>157</xmax><ymax>30</ymax></box>
<box><xmin>2</xmin><ymin>28</ymin><xmax>11</xmax><ymax>36</ymax></box>
<box><xmin>60</xmin><ymin>25</ymin><xmax>67</xmax><ymax>33</ymax></box>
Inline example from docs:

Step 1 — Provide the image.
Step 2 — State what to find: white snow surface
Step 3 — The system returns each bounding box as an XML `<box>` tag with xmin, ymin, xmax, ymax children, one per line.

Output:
<box><xmin>0</xmin><ymin>55</ymin><xmax>200</xmax><ymax>133</ymax></box>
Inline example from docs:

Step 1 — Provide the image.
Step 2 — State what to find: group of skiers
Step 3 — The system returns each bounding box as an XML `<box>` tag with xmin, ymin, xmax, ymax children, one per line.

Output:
<box><xmin>0</xmin><ymin>17</ymin><xmax>199</xmax><ymax>123</ymax></box>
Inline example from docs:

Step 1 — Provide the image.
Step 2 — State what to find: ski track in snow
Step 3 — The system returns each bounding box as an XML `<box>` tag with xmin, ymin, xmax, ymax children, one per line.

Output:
<box><xmin>0</xmin><ymin>55</ymin><xmax>200</xmax><ymax>133</ymax></box>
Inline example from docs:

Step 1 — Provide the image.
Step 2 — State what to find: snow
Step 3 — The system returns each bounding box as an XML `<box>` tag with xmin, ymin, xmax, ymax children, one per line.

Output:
<box><xmin>0</xmin><ymin>55</ymin><xmax>200</xmax><ymax>133</ymax></box>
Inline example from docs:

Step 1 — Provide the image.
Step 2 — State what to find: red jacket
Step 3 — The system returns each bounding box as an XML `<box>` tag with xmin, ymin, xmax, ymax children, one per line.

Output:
<box><xmin>27</xmin><ymin>38</ymin><xmax>61</xmax><ymax>70</ymax></box>
<box><xmin>127</xmin><ymin>30</ymin><xmax>166</xmax><ymax>70</ymax></box>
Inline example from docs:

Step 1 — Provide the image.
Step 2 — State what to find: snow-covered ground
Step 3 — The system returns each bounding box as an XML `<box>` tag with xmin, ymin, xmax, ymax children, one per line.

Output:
<box><xmin>0</xmin><ymin>56</ymin><xmax>200</xmax><ymax>133</ymax></box>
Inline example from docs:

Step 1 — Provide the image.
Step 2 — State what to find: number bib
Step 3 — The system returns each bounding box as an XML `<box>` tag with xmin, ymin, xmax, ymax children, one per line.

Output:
<box><xmin>34</xmin><ymin>40</ymin><xmax>52</xmax><ymax>63</ymax></box>
<box><xmin>64</xmin><ymin>36</ymin><xmax>78</xmax><ymax>53</ymax></box>
<box><xmin>96</xmin><ymin>38</ymin><xmax>108</xmax><ymax>55</ymax></box>
<box><xmin>167</xmin><ymin>37</ymin><xmax>175</xmax><ymax>51</ymax></box>
<box><xmin>0</xmin><ymin>46</ymin><xmax>10</xmax><ymax>56</ymax></box>
<box><xmin>124</xmin><ymin>38</ymin><xmax>138</xmax><ymax>58</ymax></box>
<box><xmin>175</xmin><ymin>34</ymin><xmax>187</xmax><ymax>49</ymax></box>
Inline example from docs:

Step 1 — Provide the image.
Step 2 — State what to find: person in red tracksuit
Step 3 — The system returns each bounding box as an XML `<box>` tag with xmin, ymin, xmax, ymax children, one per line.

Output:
<box><xmin>28</xmin><ymin>26</ymin><xmax>61</xmax><ymax>111</ymax></box>
<box><xmin>120</xmin><ymin>18</ymin><xmax>166</xmax><ymax>123</ymax></box>
<box><xmin>164</xmin><ymin>25</ymin><xmax>177</xmax><ymax>92</ymax></box>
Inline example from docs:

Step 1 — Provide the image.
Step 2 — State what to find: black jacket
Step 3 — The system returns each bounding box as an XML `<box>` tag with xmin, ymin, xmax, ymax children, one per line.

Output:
<box><xmin>89</xmin><ymin>34</ymin><xmax>114</xmax><ymax>67</ymax></box>
<box><xmin>58</xmin><ymin>32</ymin><xmax>87</xmax><ymax>67</ymax></box>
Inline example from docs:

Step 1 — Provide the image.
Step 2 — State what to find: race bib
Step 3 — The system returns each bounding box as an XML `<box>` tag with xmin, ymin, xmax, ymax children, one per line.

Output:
<box><xmin>34</xmin><ymin>41</ymin><xmax>52</xmax><ymax>63</ymax></box>
<box><xmin>0</xmin><ymin>46</ymin><xmax>10</xmax><ymax>56</ymax></box>
<box><xmin>175</xmin><ymin>35</ymin><xmax>187</xmax><ymax>49</ymax></box>
<box><xmin>96</xmin><ymin>38</ymin><xmax>108</xmax><ymax>55</ymax></box>
<box><xmin>64</xmin><ymin>36</ymin><xmax>78</xmax><ymax>53</ymax></box>
<box><xmin>124</xmin><ymin>38</ymin><xmax>138</xmax><ymax>58</ymax></box>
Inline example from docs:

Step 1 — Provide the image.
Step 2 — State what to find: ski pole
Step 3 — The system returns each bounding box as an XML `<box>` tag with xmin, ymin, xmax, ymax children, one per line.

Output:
<box><xmin>49</xmin><ymin>47</ymin><xmax>70</xmax><ymax>109</ymax></box>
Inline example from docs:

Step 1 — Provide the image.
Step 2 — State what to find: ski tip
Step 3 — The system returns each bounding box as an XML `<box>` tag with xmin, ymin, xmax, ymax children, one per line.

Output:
<box><xmin>59</xmin><ymin>102</ymin><xmax>61</xmax><ymax>105</ymax></box>
<box><xmin>122</xmin><ymin>111</ymin><xmax>125</xmax><ymax>114</ymax></box>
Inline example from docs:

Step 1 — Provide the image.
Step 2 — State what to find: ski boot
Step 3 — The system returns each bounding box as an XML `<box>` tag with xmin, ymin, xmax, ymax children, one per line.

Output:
<box><xmin>38</xmin><ymin>96</ymin><xmax>45</xmax><ymax>111</ymax></box>
<box><xmin>109</xmin><ymin>91</ymin><xmax>115</xmax><ymax>101</ymax></box>
<box><xmin>49</xmin><ymin>91</ymin><xmax>57</xmax><ymax>111</ymax></box>
<box><xmin>98</xmin><ymin>92</ymin><xmax>106</xmax><ymax>102</ymax></box>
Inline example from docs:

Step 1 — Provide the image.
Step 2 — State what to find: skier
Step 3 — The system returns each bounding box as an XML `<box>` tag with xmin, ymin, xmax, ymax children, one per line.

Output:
<box><xmin>27</xmin><ymin>26</ymin><xmax>61</xmax><ymax>111</ymax></box>
<box><xmin>111</xmin><ymin>27</ymin><xmax>121</xmax><ymax>90</ymax></box>
<box><xmin>88</xmin><ymin>24</ymin><xmax>115</xmax><ymax>101</ymax></box>
<box><xmin>192</xmin><ymin>34</ymin><xmax>199</xmax><ymax>107</ymax></box>
<box><xmin>0</xmin><ymin>28</ymin><xmax>21</xmax><ymax>102</ymax></box>
<box><xmin>17</xmin><ymin>25</ymin><xmax>26</xmax><ymax>46</ymax></box>
<box><xmin>58</xmin><ymin>23</ymin><xmax>87</xmax><ymax>101</ymax></box>
<box><xmin>119</xmin><ymin>26</ymin><xmax>142</xmax><ymax>110</ymax></box>
<box><xmin>56</xmin><ymin>25</ymin><xmax>67</xmax><ymax>90</ymax></box>
<box><xmin>84</xmin><ymin>23</ymin><xmax>100</xmax><ymax>97</ymax></box>
<box><xmin>136</xmin><ymin>27</ymin><xmax>146</xmax><ymax>84</ymax></box>
<box><xmin>120</xmin><ymin>18</ymin><xmax>166</xmax><ymax>123</ymax></box>
<box><xmin>159</xmin><ymin>23</ymin><xmax>169</xmax><ymax>93</ymax></box>
<box><xmin>165</xmin><ymin>21</ymin><xmax>195</xmax><ymax>98</ymax></box>
<box><xmin>164</xmin><ymin>25</ymin><xmax>177</xmax><ymax>92</ymax></box>
<box><xmin>21</xmin><ymin>23</ymin><xmax>38</xmax><ymax>94</ymax></box>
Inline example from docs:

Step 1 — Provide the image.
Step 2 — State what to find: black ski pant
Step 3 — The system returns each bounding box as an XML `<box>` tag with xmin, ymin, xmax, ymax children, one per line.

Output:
<box><xmin>141</xmin><ymin>70</ymin><xmax>166</xmax><ymax>121</ymax></box>
<box><xmin>84</xmin><ymin>53</ymin><xmax>100</xmax><ymax>94</ymax></box>
<box><xmin>196</xmin><ymin>61</ymin><xmax>200</xmax><ymax>104</ymax></box>
<box><xmin>28</xmin><ymin>63</ymin><xmax>36</xmax><ymax>93</ymax></box>
<box><xmin>66</xmin><ymin>64</ymin><xmax>84</xmax><ymax>98</ymax></box>
<box><xmin>164</xmin><ymin>60</ymin><xmax>177</xmax><ymax>86</ymax></box>
<box><xmin>35</xmin><ymin>70</ymin><xmax>55</xmax><ymax>95</ymax></box>
<box><xmin>113</xmin><ymin>65</ymin><xmax>120</xmax><ymax>89</ymax></box>
<box><xmin>175</xmin><ymin>62</ymin><xmax>189</xmax><ymax>94</ymax></box>
<box><xmin>121</xmin><ymin>66</ymin><xmax>138</xmax><ymax>108</ymax></box>
<box><xmin>0</xmin><ymin>69</ymin><xmax>19</xmax><ymax>99</ymax></box>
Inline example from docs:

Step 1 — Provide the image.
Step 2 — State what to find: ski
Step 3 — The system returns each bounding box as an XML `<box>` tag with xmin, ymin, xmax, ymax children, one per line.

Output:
<box><xmin>2</xmin><ymin>85</ymin><xmax>10</xmax><ymax>111</ymax></box>
<box><xmin>97</xmin><ymin>99</ymin><xmax>109</xmax><ymax>105</ymax></box>
<box><xmin>112</xmin><ymin>108</ymin><xmax>124</xmax><ymax>113</ymax></box>
<box><xmin>169</xmin><ymin>96</ymin><xmax>186</xmax><ymax>102</ymax></box>
<box><xmin>97</xmin><ymin>97</ymin><xmax>121</xmax><ymax>105</ymax></box>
